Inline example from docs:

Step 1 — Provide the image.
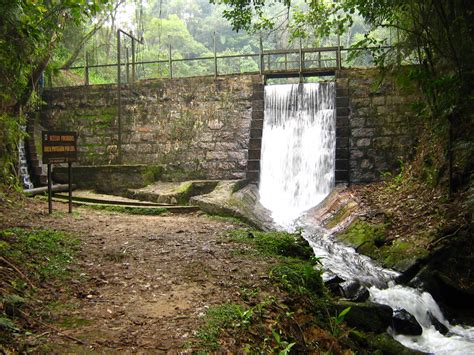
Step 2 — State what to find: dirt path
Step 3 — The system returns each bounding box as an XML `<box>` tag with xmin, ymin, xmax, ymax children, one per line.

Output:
<box><xmin>3</xmin><ymin>199</ymin><xmax>275</xmax><ymax>352</ymax></box>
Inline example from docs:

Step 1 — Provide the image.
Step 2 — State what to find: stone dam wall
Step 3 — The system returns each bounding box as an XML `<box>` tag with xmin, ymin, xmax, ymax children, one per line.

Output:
<box><xmin>337</xmin><ymin>68</ymin><xmax>420</xmax><ymax>183</ymax></box>
<box><xmin>41</xmin><ymin>74</ymin><xmax>263</xmax><ymax>180</ymax></box>
<box><xmin>39</xmin><ymin>70</ymin><xmax>419</xmax><ymax>184</ymax></box>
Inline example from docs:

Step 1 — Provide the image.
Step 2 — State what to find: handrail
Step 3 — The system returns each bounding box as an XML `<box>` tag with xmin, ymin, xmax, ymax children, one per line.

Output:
<box><xmin>52</xmin><ymin>45</ymin><xmax>390</xmax><ymax>87</ymax></box>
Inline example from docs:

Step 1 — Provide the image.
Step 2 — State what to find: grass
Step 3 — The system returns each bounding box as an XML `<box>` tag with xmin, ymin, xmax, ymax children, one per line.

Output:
<box><xmin>86</xmin><ymin>204</ymin><xmax>169</xmax><ymax>215</ymax></box>
<box><xmin>205</xmin><ymin>214</ymin><xmax>248</xmax><ymax>226</ymax></box>
<box><xmin>196</xmin><ymin>303</ymin><xmax>247</xmax><ymax>350</ymax></box>
<box><xmin>269</xmin><ymin>260</ymin><xmax>324</xmax><ymax>297</ymax></box>
<box><xmin>0</xmin><ymin>228</ymin><xmax>80</xmax><ymax>347</ymax></box>
<box><xmin>0</xmin><ymin>228</ymin><xmax>79</xmax><ymax>281</ymax></box>
<box><xmin>226</xmin><ymin>229</ymin><xmax>314</xmax><ymax>260</ymax></box>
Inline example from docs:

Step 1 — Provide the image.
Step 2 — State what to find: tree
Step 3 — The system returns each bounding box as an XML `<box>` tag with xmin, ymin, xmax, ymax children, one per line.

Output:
<box><xmin>0</xmin><ymin>0</ymin><xmax>110</xmax><ymax>186</ymax></box>
<box><xmin>213</xmin><ymin>0</ymin><xmax>474</xmax><ymax>191</ymax></box>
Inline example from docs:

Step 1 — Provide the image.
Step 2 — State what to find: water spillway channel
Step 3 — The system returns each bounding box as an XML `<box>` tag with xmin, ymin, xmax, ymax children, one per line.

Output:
<box><xmin>259</xmin><ymin>82</ymin><xmax>336</xmax><ymax>228</ymax></box>
<box><xmin>259</xmin><ymin>82</ymin><xmax>474</xmax><ymax>353</ymax></box>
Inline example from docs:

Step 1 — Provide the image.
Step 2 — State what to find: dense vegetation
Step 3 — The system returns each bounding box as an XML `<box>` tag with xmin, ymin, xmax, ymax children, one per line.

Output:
<box><xmin>0</xmin><ymin>0</ymin><xmax>110</xmax><ymax>191</ymax></box>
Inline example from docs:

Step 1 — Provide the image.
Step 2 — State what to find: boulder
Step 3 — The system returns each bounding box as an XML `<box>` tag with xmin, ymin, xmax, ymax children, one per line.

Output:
<box><xmin>367</xmin><ymin>333</ymin><xmax>422</xmax><ymax>354</ymax></box>
<box><xmin>427</xmin><ymin>312</ymin><xmax>449</xmax><ymax>335</ymax></box>
<box><xmin>339</xmin><ymin>280</ymin><xmax>370</xmax><ymax>302</ymax></box>
<box><xmin>323</xmin><ymin>272</ymin><xmax>345</xmax><ymax>296</ymax></box>
<box><xmin>334</xmin><ymin>301</ymin><xmax>393</xmax><ymax>333</ymax></box>
<box><xmin>392</xmin><ymin>309</ymin><xmax>423</xmax><ymax>336</ymax></box>
<box><xmin>190</xmin><ymin>181</ymin><xmax>275</xmax><ymax>230</ymax></box>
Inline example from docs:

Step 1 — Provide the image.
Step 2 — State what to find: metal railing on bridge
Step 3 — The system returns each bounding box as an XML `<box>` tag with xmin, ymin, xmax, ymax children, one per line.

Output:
<box><xmin>49</xmin><ymin>32</ymin><xmax>387</xmax><ymax>88</ymax></box>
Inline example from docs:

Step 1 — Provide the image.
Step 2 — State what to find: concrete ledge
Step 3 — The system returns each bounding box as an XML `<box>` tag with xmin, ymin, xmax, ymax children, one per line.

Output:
<box><xmin>53</xmin><ymin>165</ymin><xmax>148</xmax><ymax>194</ymax></box>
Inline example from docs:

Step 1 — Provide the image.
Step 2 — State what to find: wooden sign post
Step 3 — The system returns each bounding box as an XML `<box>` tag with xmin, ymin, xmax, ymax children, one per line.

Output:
<box><xmin>42</xmin><ymin>131</ymin><xmax>78</xmax><ymax>214</ymax></box>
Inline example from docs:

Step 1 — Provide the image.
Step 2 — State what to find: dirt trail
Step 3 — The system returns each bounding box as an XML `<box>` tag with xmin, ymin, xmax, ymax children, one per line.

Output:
<box><xmin>4</xmin><ymin>199</ymin><xmax>274</xmax><ymax>352</ymax></box>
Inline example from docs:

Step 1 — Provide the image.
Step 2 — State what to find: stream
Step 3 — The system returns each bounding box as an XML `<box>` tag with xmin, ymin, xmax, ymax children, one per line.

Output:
<box><xmin>258</xmin><ymin>82</ymin><xmax>474</xmax><ymax>353</ymax></box>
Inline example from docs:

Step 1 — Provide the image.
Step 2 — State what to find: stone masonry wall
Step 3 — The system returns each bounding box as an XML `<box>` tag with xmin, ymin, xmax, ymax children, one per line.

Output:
<box><xmin>41</xmin><ymin>74</ymin><xmax>263</xmax><ymax>180</ymax></box>
<box><xmin>337</xmin><ymin>68</ymin><xmax>420</xmax><ymax>183</ymax></box>
<box><xmin>41</xmin><ymin>70</ymin><xmax>419</xmax><ymax>185</ymax></box>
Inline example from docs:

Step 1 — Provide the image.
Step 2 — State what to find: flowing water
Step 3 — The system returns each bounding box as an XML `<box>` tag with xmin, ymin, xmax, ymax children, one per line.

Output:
<box><xmin>259</xmin><ymin>83</ymin><xmax>336</xmax><ymax>228</ymax></box>
<box><xmin>259</xmin><ymin>82</ymin><xmax>474</xmax><ymax>353</ymax></box>
<box><xmin>19</xmin><ymin>126</ymin><xmax>34</xmax><ymax>190</ymax></box>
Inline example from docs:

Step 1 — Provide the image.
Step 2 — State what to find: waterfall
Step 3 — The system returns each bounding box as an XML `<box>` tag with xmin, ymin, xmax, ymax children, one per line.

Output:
<box><xmin>259</xmin><ymin>81</ymin><xmax>474</xmax><ymax>353</ymax></box>
<box><xmin>19</xmin><ymin>126</ymin><xmax>34</xmax><ymax>190</ymax></box>
<box><xmin>259</xmin><ymin>82</ymin><xmax>336</xmax><ymax>228</ymax></box>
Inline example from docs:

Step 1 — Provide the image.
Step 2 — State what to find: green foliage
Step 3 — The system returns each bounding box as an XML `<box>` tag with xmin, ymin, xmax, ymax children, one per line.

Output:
<box><xmin>0</xmin><ymin>228</ymin><xmax>81</xmax><ymax>346</ymax></box>
<box><xmin>142</xmin><ymin>164</ymin><xmax>164</xmax><ymax>185</ymax></box>
<box><xmin>0</xmin><ymin>228</ymin><xmax>79</xmax><ymax>281</ymax></box>
<box><xmin>227</xmin><ymin>229</ymin><xmax>314</xmax><ymax>260</ymax></box>
<box><xmin>87</xmin><ymin>204</ymin><xmax>168</xmax><ymax>215</ymax></box>
<box><xmin>330</xmin><ymin>306</ymin><xmax>351</xmax><ymax>338</ymax></box>
<box><xmin>0</xmin><ymin>0</ymin><xmax>110</xmax><ymax>187</ymax></box>
<box><xmin>340</xmin><ymin>220</ymin><xmax>387</xmax><ymax>249</ymax></box>
<box><xmin>0</xmin><ymin>114</ymin><xmax>26</xmax><ymax>188</ymax></box>
<box><xmin>196</xmin><ymin>303</ymin><xmax>247</xmax><ymax>350</ymax></box>
<box><xmin>0</xmin><ymin>317</ymin><xmax>17</xmax><ymax>332</ymax></box>
<box><xmin>270</xmin><ymin>260</ymin><xmax>324</xmax><ymax>296</ymax></box>
<box><xmin>269</xmin><ymin>328</ymin><xmax>295</xmax><ymax>354</ymax></box>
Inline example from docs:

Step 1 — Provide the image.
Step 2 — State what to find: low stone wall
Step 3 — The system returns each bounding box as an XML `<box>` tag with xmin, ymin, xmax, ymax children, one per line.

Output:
<box><xmin>53</xmin><ymin>165</ymin><xmax>148</xmax><ymax>193</ymax></box>
<box><xmin>337</xmin><ymin>68</ymin><xmax>420</xmax><ymax>183</ymax></box>
<box><xmin>41</xmin><ymin>74</ymin><xmax>263</xmax><ymax>181</ymax></box>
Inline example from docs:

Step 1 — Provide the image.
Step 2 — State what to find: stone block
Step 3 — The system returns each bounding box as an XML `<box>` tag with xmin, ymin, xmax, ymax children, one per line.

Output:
<box><xmin>251</xmin><ymin>119</ymin><xmax>264</xmax><ymax>129</ymax></box>
<box><xmin>350</xmin><ymin>116</ymin><xmax>365</xmax><ymax>128</ymax></box>
<box><xmin>360</xmin><ymin>159</ymin><xmax>373</xmax><ymax>169</ymax></box>
<box><xmin>206</xmin><ymin>151</ymin><xmax>228</xmax><ymax>160</ymax></box>
<box><xmin>247</xmin><ymin>160</ymin><xmax>260</xmax><ymax>171</ymax></box>
<box><xmin>335</xmin><ymin>159</ymin><xmax>349</xmax><ymax>170</ymax></box>
<box><xmin>350</xmin><ymin>150</ymin><xmax>365</xmax><ymax>159</ymax></box>
<box><xmin>373</xmin><ymin>137</ymin><xmax>393</xmax><ymax>149</ymax></box>
<box><xmin>335</xmin><ymin>148</ymin><xmax>349</xmax><ymax>159</ymax></box>
<box><xmin>336</xmin><ymin>137</ymin><xmax>349</xmax><ymax>149</ymax></box>
<box><xmin>336</xmin><ymin>97</ymin><xmax>349</xmax><ymax>107</ymax></box>
<box><xmin>248</xmin><ymin>149</ymin><xmax>261</xmax><ymax>160</ymax></box>
<box><xmin>336</xmin><ymin>116</ymin><xmax>349</xmax><ymax>127</ymax></box>
<box><xmin>352</xmin><ymin>128</ymin><xmax>375</xmax><ymax>138</ymax></box>
<box><xmin>386</xmin><ymin>95</ymin><xmax>406</xmax><ymax>105</ymax></box>
<box><xmin>250</xmin><ymin>128</ymin><xmax>263</xmax><ymax>139</ymax></box>
<box><xmin>336</xmin><ymin>107</ymin><xmax>349</xmax><ymax>116</ymax></box>
<box><xmin>246</xmin><ymin>170</ymin><xmax>259</xmax><ymax>182</ymax></box>
<box><xmin>252</xmin><ymin>100</ymin><xmax>264</xmax><ymax>111</ymax></box>
<box><xmin>336</xmin><ymin>127</ymin><xmax>350</xmax><ymax>138</ymax></box>
<box><xmin>227</xmin><ymin>151</ymin><xmax>247</xmax><ymax>161</ymax></box>
<box><xmin>372</xmin><ymin>96</ymin><xmax>385</xmax><ymax>106</ymax></box>
<box><xmin>252</xmin><ymin>110</ymin><xmax>264</xmax><ymax>120</ymax></box>
<box><xmin>336</xmin><ymin>87</ymin><xmax>349</xmax><ymax>97</ymax></box>
<box><xmin>248</xmin><ymin>139</ymin><xmax>262</xmax><ymax>150</ymax></box>
<box><xmin>335</xmin><ymin>170</ymin><xmax>349</xmax><ymax>182</ymax></box>
<box><xmin>356</xmin><ymin>138</ymin><xmax>371</xmax><ymax>147</ymax></box>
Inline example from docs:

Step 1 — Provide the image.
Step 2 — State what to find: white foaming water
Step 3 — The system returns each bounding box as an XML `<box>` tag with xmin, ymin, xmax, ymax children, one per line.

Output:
<box><xmin>259</xmin><ymin>83</ymin><xmax>335</xmax><ymax>228</ymax></box>
<box><xmin>304</xmin><ymin>228</ymin><xmax>474</xmax><ymax>354</ymax></box>
<box><xmin>370</xmin><ymin>286</ymin><xmax>474</xmax><ymax>354</ymax></box>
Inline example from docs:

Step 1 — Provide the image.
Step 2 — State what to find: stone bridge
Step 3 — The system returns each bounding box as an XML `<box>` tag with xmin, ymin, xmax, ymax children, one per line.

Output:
<box><xmin>31</xmin><ymin>69</ymin><xmax>418</xmax><ymax>188</ymax></box>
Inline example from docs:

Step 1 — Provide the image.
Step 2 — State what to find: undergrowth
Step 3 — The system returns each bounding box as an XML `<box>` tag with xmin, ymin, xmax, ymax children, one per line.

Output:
<box><xmin>192</xmin><ymin>229</ymin><xmax>357</xmax><ymax>352</ymax></box>
<box><xmin>0</xmin><ymin>228</ymin><xmax>79</xmax><ymax>349</ymax></box>
<box><xmin>226</xmin><ymin>229</ymin><xmax>314</xmax><ymax>260</ymax></box>
<box><xmin>87</xmin><ymin>204</ymin><xmax>168</xmax><ymax>215</ymax></box>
